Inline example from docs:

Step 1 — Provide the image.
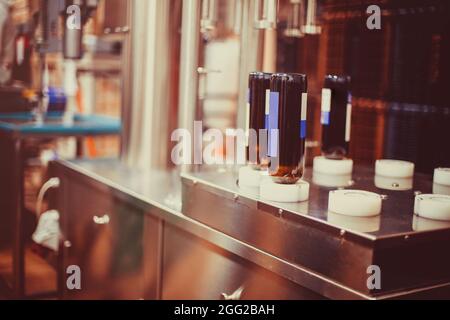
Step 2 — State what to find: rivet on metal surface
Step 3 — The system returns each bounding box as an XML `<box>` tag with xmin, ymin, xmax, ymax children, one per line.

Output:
<box><xmin>193</xmin><ymin>180</ymin><xmax>198</xmax><ymax>186</ymax></box>
<box><xmin>340</xmin><ymin>230</ymin><xmax>346</xmax><ymax>237</ymax></box>
<box><xmin>381</xmin><ymin>195</ymin><xmax>388</xmax><ymax>200</ymax></box>
<box><xmin>234</xmin><ymin>194</ymin><xmax>239</xmax><ymax>201</ymax></box>
<box><xmin>404</xmin><ymin>235</ymin><xmax>410</xmax><ymax>240</ymax></box>
<box><xmin>64</xmin><ymin>240</ymin><xmax>72</xmax><ymax>248</ymax></box>
<box><xmin>278</xmin><ymin>209</ymin><xmax>284</xmax><ymax>216</ymax></box>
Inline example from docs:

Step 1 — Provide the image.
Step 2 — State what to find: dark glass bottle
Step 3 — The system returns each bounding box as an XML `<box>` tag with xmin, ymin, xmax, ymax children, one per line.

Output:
<box><xmin>268</xmin><ymin>73</ymin><xmax>308</xmax><ymax>184</ymax></box>
<box><xmin>247</xmin><ymin>72</ymin><xmax>271</xmax><ymax>167</ymax></box>
<box><xmin>321</xmin><ymin>75</ymin><xmax>352</xmax><ymax>160</ymax></box>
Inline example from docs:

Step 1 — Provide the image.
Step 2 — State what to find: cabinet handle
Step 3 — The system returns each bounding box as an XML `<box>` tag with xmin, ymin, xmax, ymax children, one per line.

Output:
<box><xmin>93</xmin><ymin>214</ymin><xmax>110</xmax><ymax>225</ymax></box>
<box><xmin>221</xmin><ymin>286</ymin><xmax>245</xmax><ymax>300</ymax></box>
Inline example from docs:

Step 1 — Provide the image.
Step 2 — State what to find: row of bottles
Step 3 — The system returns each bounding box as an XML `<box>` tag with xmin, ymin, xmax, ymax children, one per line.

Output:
<box><xmin>246</xmin><ymin>72</ymin><xmax>351</xmax><ymax>185</ymax></box>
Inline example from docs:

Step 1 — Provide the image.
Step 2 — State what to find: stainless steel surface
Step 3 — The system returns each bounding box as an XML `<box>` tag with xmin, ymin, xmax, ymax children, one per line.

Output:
<box><xmin>236</xmin><ymin>0</ymin><xmax>262</xmax><ymax>131</ymax></box>
<box><xmin>54</xmin><ymin>164</ymin><xmax>161</xmax><ymax>299</ymax></box>
<box><xmin>178</xmin><ymin>0</ymin><xmax>200</xmax><ymax>166</ymax></box>
<box><xmin>162</xmin><ymin>223</ymin><xmax>323</xmax><ymax>300</ymax></box>
<box><xmin>52</xmin><ymin>158</ymin><xmax>450</xmax><ymax>300</ymax></box>
<box><xmin>184</xmin><ymin>166</ymin><xmax>443</xmax><ymax>239</ymax></box>
<box><xmin>180</xmin><ymin>166</ymin><xmax>450</xmax><ymax>296</ymax></box>
<box><xmin>122</xmin><ymin>0</ymin><xmax>175</xmax><ymax>170</ymax></box>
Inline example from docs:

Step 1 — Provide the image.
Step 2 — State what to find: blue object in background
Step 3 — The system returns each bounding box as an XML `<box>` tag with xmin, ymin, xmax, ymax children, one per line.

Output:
<box><xmin>47</xmin><ymin>87</ymin><xmax>67</xmax><ymax>112</ymax></box>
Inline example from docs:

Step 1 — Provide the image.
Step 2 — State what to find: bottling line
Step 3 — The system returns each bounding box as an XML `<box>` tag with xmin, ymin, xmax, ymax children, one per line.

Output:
<box><xmin>0</xmin><ymin>0</ymin><xmax>449</xmax><ymax>301</ymax></box>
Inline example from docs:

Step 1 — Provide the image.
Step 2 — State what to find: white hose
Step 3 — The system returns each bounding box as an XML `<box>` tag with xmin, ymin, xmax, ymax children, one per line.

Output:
<box><xmin>36</xmin><ymin>177</ymin><xmax>60</xmax><ymax>219</ymax></box>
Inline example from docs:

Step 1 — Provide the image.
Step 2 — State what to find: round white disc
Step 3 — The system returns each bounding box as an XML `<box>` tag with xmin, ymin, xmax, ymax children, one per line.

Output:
<box><xmin>433</xmin><ymin>183</ymin><xmax>450</xmax><ymax>196</ymax></box>
<box><xmin>434</xmin><ymin>168</ymin><xmax>450</xmax><ymax>187</ymax></box>
<box><xmin>239</xmin><ymin>166</ymin><xmax>268</xmax><ymax>188</ymax></box>
<box><xmin>260</xmin><ymin>179</ymin><xmax>310</xmax><ymax>203</ymax></box>
<box><xmin>413</xmin><ymin>215</ymin><xmax>450</xmax><ymax>232</ymax></box>
<box><xmin>375</xmin><ymin>159</ymin><xmax>415</xmax><ymax>178</ymax></box>
<box><xmin>313</xmin><ymin>171</ymin><xmax>353</xmax><ymax>188</ymax></box>
<box><xmin>313</xmin><ymin>156</ymin><xmax>354</xmax><ymax>175</ymax></box>
<box><xmin>327</xmin><ymin>211</ymin><xmax>381</xmax><ymax>233</ymax></box>
<box><xmin>374</xmin><ymin>175</ymin><xmax>413</xmax><ymax>191</ymax></box>
<box><xmin>415</xmin><ymin>194</ymin><xmax>450</xmax><ymax>221</ymax></box>
<box><xmin>328</xmin><ymin>190</ymin><xmax>382</xmax><ymax>217</ymax></box>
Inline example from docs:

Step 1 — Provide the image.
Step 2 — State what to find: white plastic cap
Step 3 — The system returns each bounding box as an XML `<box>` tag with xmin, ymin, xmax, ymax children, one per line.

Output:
<box><xmin>328</xmin><ymin>190</ymin><xmax>382</xmax><ymax>217</ymax></box>
<box><xmin>415</xmin><ymin>194</ymin><xmax>450</xmax><ymax>221</ymax></box>
<box><xmin>434</xmin><ymin>168</ymin><xmax>450</xmax><ymax>186</ymax></box>
<box><xmin>375</xmin><ymin>160</ymin><xmax>415</xmax><ymax>178</ymax></box>
<box><xmin>313</xmin><ymin>156</ymin><xmax>354</xmax><ymax>175</ymax></box>
<box><xmin>374</xmin><ymin>175</ymin><xmax>413</xmax><ymax>191</ymax></box>
<box><xmin>260</xmin><ymin>179</ymin><xmax>310</xmax><ymax>203</ymax></box>
<box><xmin>238</xmin><ymin>166</ymin><xmax>268</xmax><ymax>188</ymax></box>
<box><xmin>433</xmin><ymin>183</ymin><xmax>450</xmax><ymax>196</ymax></box>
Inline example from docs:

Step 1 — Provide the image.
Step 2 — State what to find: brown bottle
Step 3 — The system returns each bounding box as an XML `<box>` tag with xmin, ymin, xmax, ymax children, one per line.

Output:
<box><xmin>247</xmin><ymin>72</ymin><xmax>272</xmax><ymax>168</ymax></box>
<box><xmin>321</xmin><ymin>75</ymin><xmax>352</xmax><ymax>160</ymax></box>
<box><xmin>268</xmin><ymin>73</ymin><xmax>308</xmax><ymax>184</ymax></box>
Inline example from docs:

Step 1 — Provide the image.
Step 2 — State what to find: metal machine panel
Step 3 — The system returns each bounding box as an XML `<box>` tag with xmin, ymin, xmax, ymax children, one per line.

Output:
<box><xmin>181</xmin><ymin>166</ymin><xmax>450</xmax><ymax>297</ymax></box>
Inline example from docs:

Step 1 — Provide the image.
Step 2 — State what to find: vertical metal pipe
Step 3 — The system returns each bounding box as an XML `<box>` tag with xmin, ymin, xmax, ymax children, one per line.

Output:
<box><xmin>254</xmin><ymin>0</ymin><xmax>277</xmax><ymax>30</ymax></box>
<box><xmin>120</xmin><ymin>0</ymin><xmax>133</xmax><ymax>161</ymax></box>
<box><xmin>303</xmin><ymin>0</ymin><xmax>321</xmax><ymax>34</ymax></box>
<box><xmin>122</xmin><ymin>0</ymin><xmax>172</xmax><ymax>169</ymax></box>
<box><xmin>178</xmin><ymin>0</ymin><xmax>201</xmax><ymax>141</ymax></box>
<box><xmin>237</xmin><ymin>0</ymin><xmax>262</xmax><ymax>130</ymax></box>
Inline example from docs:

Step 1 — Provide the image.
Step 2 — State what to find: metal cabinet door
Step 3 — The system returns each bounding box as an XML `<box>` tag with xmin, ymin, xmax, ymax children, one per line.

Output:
<box><xmin>60</xmin><ymin>177</ymin><xmax>154</xmax><ymax>300</ymax></box>
<box><xmin>162</xmin><ymin>224</ymin><xmax>324</xmax><ymax>300</ymax></box>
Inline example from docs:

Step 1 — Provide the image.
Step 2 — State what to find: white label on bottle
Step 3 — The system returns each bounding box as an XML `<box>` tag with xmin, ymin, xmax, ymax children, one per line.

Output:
<box><xmin>345</xmin><ymin>103</ymin><xmax>352</xmax><ymax>142</ymax></box>
<box><xmin>245</xmin><ymin>89</ymin><xmax>250</xmax><ymax>147</ymax></box>
<box><xmin>300</xmin><ymin>93</ymin><xmax>308</xmax><ymax>138</ymax></box>
<box><xmin>301</xmin><ymin>93</ymin><xmax>308</xmax><ymax>121</ymax></box>
<box><xmin>321</xmin><ymin>89</ymin><xmax>332</xmax><ymax>113</ymax></box>
<box><xmin>265</xmin><ymin>89</ymin><xmax>270</xmax><ymax>115</ymax></box>
<box><xmin>16</xmin><ymin>37</ymin><xmax>25</xmax><ymax>66</ymax></box>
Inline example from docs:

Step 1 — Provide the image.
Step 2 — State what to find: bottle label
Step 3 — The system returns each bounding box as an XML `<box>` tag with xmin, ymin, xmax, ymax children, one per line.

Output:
<box><xmin>245</xmin><ymin>88</ymin><xmax>250</xmax><ymax>146</ymax></box>
<box><xmin>301</xmin><ymin>93</ymin><xmax>308</xmax><ymax>138</ymax></box>
<box><xmin>265</xmin><ymin>89</ymin><xmax>270</xmax><ymax>129</ymax></box>
<box><xmin>345</xmin><ymin>103</ymin><xmax>352</xmax><ymax>142</ymax></box>
<box><xmin>321</xmin><ymin>88</ymin><xmax>332</xmax><ymax>125</ymax></box>
<box><xmin>268</xmin><ymin>91</ymin><xmax>279</xmax><ymax>157</ymax></box>
<box><xmin>16</xmin><ymin>36</ymin><xmax>25</xmax><ymax>66</ymax></box>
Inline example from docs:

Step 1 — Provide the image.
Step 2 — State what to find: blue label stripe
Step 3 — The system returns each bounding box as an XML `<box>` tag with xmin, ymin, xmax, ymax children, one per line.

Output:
<box><xmin>321</xmin><ymin>111</ymin><xmax>330</xmax><ymax>125</ymax></box>
<box><xmin>265</xmin><ymin>114</ymin><xmax>269</xmax><ymax>130</ymax></box>
<box><xmin>300</xmin><ymin>120</ymin><xmax>307</xmax><ymax>139</ymax></box>
<box><xmin>268</xmin><ymin>92</ymin><xmax>279</xmax><ymax>157</ymax></box>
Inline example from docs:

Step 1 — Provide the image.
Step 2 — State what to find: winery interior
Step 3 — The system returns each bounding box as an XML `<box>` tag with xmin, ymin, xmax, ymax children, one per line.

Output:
<box><xmin>0</xmin><ymin>0</ymin><xmax>449</xmax><ymax>300</ymax></box>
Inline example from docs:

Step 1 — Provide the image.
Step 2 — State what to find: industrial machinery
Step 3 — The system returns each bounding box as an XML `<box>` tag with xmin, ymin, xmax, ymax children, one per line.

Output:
<box><xmin>33</xmin><ymin>0</ymin><xmax>99</xmax><ymax>124</ymax></box>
